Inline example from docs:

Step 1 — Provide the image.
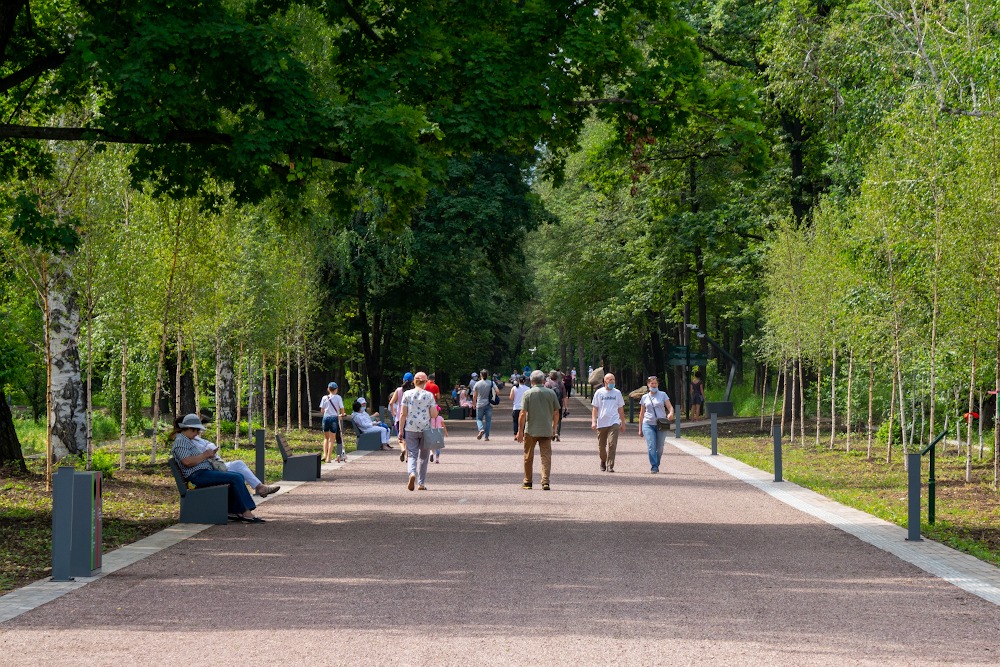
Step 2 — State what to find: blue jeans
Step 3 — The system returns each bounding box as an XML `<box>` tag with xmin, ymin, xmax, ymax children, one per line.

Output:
<box><xmin>643</xmin><ymin>423</ymin><xmax>667</xmax><ymax>472</ymax></box>
<box><xmin>188</xmin><ymin>469</ymin><xmax>256</xmax><ymax>514</ymax></box>
<box><xmin>476</xmin><ymin>404</ymin><xmax>493</xmax><ymax>437</ymax></box>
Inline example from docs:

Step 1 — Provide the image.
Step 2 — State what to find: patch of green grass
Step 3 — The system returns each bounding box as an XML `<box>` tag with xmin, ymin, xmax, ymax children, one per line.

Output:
<box><xmin>13</xmin><ymin>418</ymin><xmax>46</xmax><ymax>456</ymax></box>
<box><xmin>686</xmin><ymin>421</ymin><xmax>1000</xmax><ymax>567</ymax></box>
<box><xmin>0</xmin><ymin>426</ymin><xmax>358</xmax><ymax>596</ymax></box>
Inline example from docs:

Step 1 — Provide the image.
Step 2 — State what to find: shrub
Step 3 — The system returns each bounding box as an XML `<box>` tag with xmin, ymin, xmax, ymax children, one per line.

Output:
<box><xmin>76</xmin><ymin>449</ymin><xmax>117</xmax><ymax>477</ymax></box>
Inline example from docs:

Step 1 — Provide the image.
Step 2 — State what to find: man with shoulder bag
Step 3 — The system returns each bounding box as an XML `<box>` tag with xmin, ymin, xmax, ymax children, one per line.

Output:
<box><xmin>637</xmin><ymin>375</ymin><xmax>675</xmax><ymax>474</ymax></box>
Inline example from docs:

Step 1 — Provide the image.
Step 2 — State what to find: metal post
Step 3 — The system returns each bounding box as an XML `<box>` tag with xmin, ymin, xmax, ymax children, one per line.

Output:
<box><xmin>254</xmin><ymin>429</ymin><xmax>266</xmax><ymax>483</ymax></box>
<box><xmin>772</xmin><ymin>423</ymin><xmax>782</xmax><ymax>482</ymax></box>
<box><xmin>51</xmin><ymin>466</ymin><xmax>76</xmax><ymax>582</ymax></box>
<box><xmin>710</xmin><ymin>413</ymin><xmax>718</xmax><ymax>456</ymax></box>
<box><xmin>906</xmin><ymin>452</ymin><xmax>922</xmax><ymax>541</ymax></box>
<box><xmin>928</xmin><ymin>444</ymin><xmax>936</xmax><ymax>525</ymax></box>
<box><xmin>628</xmin><ymin>398</ymin><xmax>635</xmax><ymax>424</ymax></box>
<box><xmin>674</xmin><ymin>411</ymin><xmax>681</xmax><ymax>439</ymax></box>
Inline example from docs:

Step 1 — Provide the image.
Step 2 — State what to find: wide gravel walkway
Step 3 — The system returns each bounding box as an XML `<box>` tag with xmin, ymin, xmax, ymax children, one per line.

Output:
<box><xmin>1</xmin><ymin>396</ymin><xmax>999</xmax><ymax>666</ymax></box>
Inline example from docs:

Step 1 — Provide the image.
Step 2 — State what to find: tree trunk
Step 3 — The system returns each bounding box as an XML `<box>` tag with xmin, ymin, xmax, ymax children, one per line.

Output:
<box><xmin>216</xmin><ymin>338</ymin><xmax>236</xmax><ymax>422</ymax></box>
<box><xmin>759</xmin><ymin>363</ymin><xmax>768</xmax><ymax>430</ymax></box>
<box><xmin>887</xmin><ymin>371</ymin><xmax>896</xmax><ymax>465</ymax></box>
<box><xmin>44</xmin><ymin>258</ymin><xmax>86</xmax><ymax>460</ymax></box>
<box><xmin>235</xmin><ymin>341</ymin><xmax>243</xmax><ymax>449</ymax></box>
<box><xmin>898</xmin><ymin>367</ymin><xmax>909</xmax><ymax>470</ymax></box>
<box><xmin>770</xmin><ymin>362</ymin><xmax>781</xmax><ymax>436</ymax></box>
<box><xmin>119</xmin><ymin>339</ymin><xmax>128</xmax><ymax>470</ymax></box>
<box><xmin>815</xmin><ymin>358</ymin><xmax>822</xmax><ymax>446</ymax></box>
<box><xmin>830</xmin><ymin>342</ymin><xmax>837</xmax><ymax>449</ymax></box>
<box><xmin>296</xmin><ymin>335</ymin><xmax>302</xmax><ymax>430</ymax></box>
<box><xmin>285</xmin><ymin>339</ymin><xmax>291</xmax><ymax>433</ymax></box>
<box><xmin>305</xmin><ymin>342</ymin><xmax>313</xmax><ymax>429</ymax></box>
<box><xmin>175</xmin><ymin>329</ymin><xmax>183</xmax><ymax>417</ymax></box>
<box><xmin>261</xmin><ymin>351</ymin><xmax>268</xmax><ymax>439</ymax></box>
<box><xmin>867</xmin><ymin>359</ymin><xmax>874</xmax><ymax>461</ymax></box>
<box><xmin>966</xmin><ymin>344</ymin><xmax>977</xmax><ymax>483</ymax></box>
<box><xmin>273</xmin><ymin>340</ymin><xmax>280</xmax><ymax>432</ymax></box>
<box><xmin>798</xmin><ymin>356</ymin><xmax>806</xmax><ymax>446</ymax></box>
<box><xmin>779</xmin><ymin>358</ymin><xmax>787</xmax><ymax>437</ymax></box>
<box><xmin>789</xmin><ymin>359</ymin><xmax>797</xmax><ymax>444</ymax></box>
<box><xmin>191</xmin><ymin>335</ymin><xmax>200</xmax><ymax>415</ymax></box>
<box><xmin>977</xmin><ymin>389</ymin><xmax>984</xmax><ymax>459</ymax></box>
<box><xmin>846</xmin><ymin>348</ymin><xmax>854</xmax><ymax>453</ymax></box>
<box><xmin>0</xmin><ymin>390</ymin><xmax>27</xmax><ymax>472</ymax></box>
<box><xmin>149</xmin><ymin>209</ymin><xmax>182</xmax><ymax>464</ymax></box>
<box><xmin>214</xmin><ymin>336</ymin><xmax>221</xmax><ymax>447</ymax></box>
<box><xmin>85</xmin><ymin>279</ymin><xmax>93</xmax><ymax>472</ymax></box>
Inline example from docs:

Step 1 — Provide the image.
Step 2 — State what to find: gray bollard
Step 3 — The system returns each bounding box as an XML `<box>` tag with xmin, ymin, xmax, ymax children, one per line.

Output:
<box><xmin>628</xmin><ymin>398</ymin><xmax>634</xmax><ymax>424</ymax></box>
<box><xmin>51</xmin><ymin>466</ymin><xmax>76</xmax><ymax>582</ymax></box>
<box><xmin>674</xmin><ymin>411</ymin><xmax>681</xmax><ymax>438</ymax></box>
<box><xmin>255</xmin><ymin>429</ymin><xmax>266</xmax><ymax>483</ymax></box>
<box><xmin>773</xmin><ymin>423</ymin><xmax>782</xmax><ymax>482</ymax></box>
<box><xmin>51</xmin><ymin>467</ymin><xmax>102</xmax><ymax>581</ymax></box>
<box><xmin>710</xmin><ymin>413</ymin><xmax>718</xmax><ymax>455</ymax></box>
<box><xmin>906</xmin><ymin>452</ymin><xmax>922</xmax><ymax>541</ymax></box>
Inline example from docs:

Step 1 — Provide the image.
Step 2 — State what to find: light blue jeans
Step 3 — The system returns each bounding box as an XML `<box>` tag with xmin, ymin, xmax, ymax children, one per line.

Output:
<box><xmin>406</xmin><ymin>430</ymin><xmax>431</xmax><ymax>486</ymax></box>
<box><xmin>476</xmin><ymin>404</ymin><xmax>493</xmax><ymax>437</ymax></box>
<box><xmin>643</xmin><ymin>423</ymin><xmax>667</xmax><ymax>472</ymax></box>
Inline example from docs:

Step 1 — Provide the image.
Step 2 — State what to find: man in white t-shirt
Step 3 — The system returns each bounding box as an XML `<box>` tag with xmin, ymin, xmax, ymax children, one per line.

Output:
<box><xmin>399</xmin><ymin>371</ymin><xmax>440</xmax><ymax>491</ymax></box>
<box><xmin>319</xmin><ymin>382</ymin><xmax>345</xmax><ymax>463</ymax></box>
<box><xmin>591</xmin><ymin>372</ymin><xmax>625</xmax><ymax>472</ymax></box>
<box><xmin>509</xmin><ymin>376</ymin><xmax>530</xmax><ymax>437</ymax></box>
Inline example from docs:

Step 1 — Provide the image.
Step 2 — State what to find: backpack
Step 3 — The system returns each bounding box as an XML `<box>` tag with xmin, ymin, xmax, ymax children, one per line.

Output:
<box><xmin>489</xmin><ymin>382</ymin><xmax>500</xmax><ymax>405</ymax></box>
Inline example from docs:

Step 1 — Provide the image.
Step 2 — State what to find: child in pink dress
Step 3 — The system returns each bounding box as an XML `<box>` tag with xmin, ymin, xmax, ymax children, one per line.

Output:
<box><xmin>429</xmin><ymin>413</ymin><xmax>448</xmax><ymax>463</ymax></box>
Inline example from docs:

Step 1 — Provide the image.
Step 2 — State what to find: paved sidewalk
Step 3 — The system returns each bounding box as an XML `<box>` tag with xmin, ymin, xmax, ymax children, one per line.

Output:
<box><xmin>1</xmin><ymin>400</ymin><xmax>998</xmax><ymax>665</ymax></box>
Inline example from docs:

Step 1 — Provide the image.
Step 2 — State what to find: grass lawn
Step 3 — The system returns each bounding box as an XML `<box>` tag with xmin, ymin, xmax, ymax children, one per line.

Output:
<box><xmin>684</xmin><ymin>420</ymin><xmax>1000</xmax><ymax>567</ymax></box>
<box><xmin>0</xmin><ymin>427</ymin><xmax>358</xmax><ymax>596</ymax></box>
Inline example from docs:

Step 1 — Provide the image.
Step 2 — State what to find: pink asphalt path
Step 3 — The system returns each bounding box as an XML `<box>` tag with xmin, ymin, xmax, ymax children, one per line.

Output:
<box><xmin>1</xmin><ymin>396</ymin><xmax>999</xmax><ymax>666</ymax></box>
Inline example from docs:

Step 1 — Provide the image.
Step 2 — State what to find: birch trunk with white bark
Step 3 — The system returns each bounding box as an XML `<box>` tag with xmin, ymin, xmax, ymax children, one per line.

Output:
<box><xmin>45</xmin><ymin>259</ymin><xmax>86</xmax><ymax>460</ymax></box>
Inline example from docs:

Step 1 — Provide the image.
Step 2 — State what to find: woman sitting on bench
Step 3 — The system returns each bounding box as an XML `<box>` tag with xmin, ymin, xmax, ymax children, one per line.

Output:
<box><xmin>171</xmin><ymin>414</ymin><xmax>265</xmax><ymax>524</ymax></box>
<box><xmin>352</xmin><ymin>398</ymin><xmax>393</xmax><ymax>450</ymax></box>
<box><xmin>191</xmin><ymin>432</ymin><xmax>280</xmax><ymax>498</ymax></box>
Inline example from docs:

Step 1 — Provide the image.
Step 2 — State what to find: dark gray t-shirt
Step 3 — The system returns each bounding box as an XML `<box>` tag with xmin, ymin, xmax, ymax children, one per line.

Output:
<box><xmin>474</xmin><ymin>379</ymin><xmax>496</xmax><ymax>408</ymax></box>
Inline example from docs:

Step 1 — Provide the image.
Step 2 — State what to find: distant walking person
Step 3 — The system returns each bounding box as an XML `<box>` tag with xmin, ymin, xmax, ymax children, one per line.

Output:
<box><xmin>516</xmin><ymin>370</ymin><xmax>561</xmax><ymax>490</ymax></box>
<box><xmin>637</xmin><ymin>376</ymin><xmax>674</xmax><ymax>473</ymax></box>
<box><xmin>320</xmin><ymin>382</ymin><xmax>345</xmax><ymax>464</ymax></box>
<box><xmin>545</xmin><ymin>370</ymin><xmax>567</xmax><ymax>442</ymax></box>
<box><xmin>591</xmin><ymin>372</ymin><xmax>625</xmax><ymax>472</ymax></box>
<box><xmin>509</xmin><ymin>375</ymin><xmax>530</xmax><ymax>436</ymax></box>
<box><xmin>389</xmin><ymin>372</ymin><xmax>415</xmax><ymax>461</ymax></box>
<box><xmin>398</xmin><ymin>371</ymin><xmax>439</xmax><ymax>490</ymax></box>
<box><xmin>472</xmin><ymin>368</ymin><xmax>497</xmax><ymax>441</ymax></box>
<box><xmin>690</xmin><ymin>370</ymin><xmax>705</xmax><ymax>419</ymax></box>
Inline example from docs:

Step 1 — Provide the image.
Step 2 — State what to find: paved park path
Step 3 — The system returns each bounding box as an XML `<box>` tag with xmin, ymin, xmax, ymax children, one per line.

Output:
<box><xmin>2</xmin><ymin>395</ymin><xmax>999</xmax><ymax>666</ymax></box>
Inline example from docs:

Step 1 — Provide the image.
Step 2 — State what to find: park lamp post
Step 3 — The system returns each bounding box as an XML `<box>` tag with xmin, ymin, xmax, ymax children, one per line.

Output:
<box><xmin>684</xmin><ymin>324</ymin><xmax>738</xmax><ymax>403</ymax></box>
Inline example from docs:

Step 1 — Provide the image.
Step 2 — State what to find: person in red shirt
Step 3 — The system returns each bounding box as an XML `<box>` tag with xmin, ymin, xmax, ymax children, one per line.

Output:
<box><xmin>425</xmin><ymin>374</ymin><xmax>440</xmax><ymax>400</ymax></box>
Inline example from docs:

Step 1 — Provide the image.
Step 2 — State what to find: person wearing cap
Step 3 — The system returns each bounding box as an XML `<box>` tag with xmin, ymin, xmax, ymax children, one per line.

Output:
<box><xmin>351</xmin><ymin>397</ymin><xmax>392</xmax><ymax>450</ymax></box>
<box><xmin>170</xmin><ymin>414</ymin><xmax>264</xmax><ymax>523</ymax></box>
<box><xmin>320</xmin><ymin>382</ymin><xmax>345</xmax><ymax>463</ymax></box>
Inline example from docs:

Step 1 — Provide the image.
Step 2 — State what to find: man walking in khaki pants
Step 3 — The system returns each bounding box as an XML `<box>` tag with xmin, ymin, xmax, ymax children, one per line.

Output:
<box><xmin>516</xmin><ymin>370</ymin><xmax>561</xmax><ymax>490</ymax></box>
<box><xmin>591</xmin><ymin>372</ymin><xmax>626</xmax><ymax>472</ymax></box>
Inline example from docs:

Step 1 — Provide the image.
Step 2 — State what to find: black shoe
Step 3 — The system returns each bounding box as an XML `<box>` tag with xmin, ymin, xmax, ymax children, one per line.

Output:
<box><xmin>608</xmin><ymin>466</ymin><xmax>615</xmax><ymax>473</ymax></box>
<box><xmin>600</xmin><ymin>462</ymin><xmax>606</xmax><ymax>471</ymax></box>
<box><xmin>542</xmin><ymin>483</ymin><xmax>550</xmax><ymax>491</ymax></box>
<box><xmin>522</xmin><ymin>482</ymin><xmax>532</xmax><ymax>489</ymax></box>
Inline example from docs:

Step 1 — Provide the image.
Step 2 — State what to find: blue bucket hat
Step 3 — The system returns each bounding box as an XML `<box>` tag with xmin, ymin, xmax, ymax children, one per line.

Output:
<box><xmin>328</xmin><ymin>382</ymin><xmax>338</xmax><ymax>390</ymax></box>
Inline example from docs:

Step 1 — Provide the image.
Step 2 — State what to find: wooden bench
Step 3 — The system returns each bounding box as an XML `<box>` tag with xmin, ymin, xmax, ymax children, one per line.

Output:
<box><xmin>275</xmin><ymin>433</ymin><xmax>321</xmax><ymax>481</ymax></box>
<box><xmin>167</xmin><ymin>458</ymin><xmax>229</xmax><ymax>525</ymax></box>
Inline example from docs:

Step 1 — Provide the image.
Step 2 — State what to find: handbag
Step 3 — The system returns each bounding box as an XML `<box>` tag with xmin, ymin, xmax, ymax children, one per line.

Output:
<box><xmin>423</xmin><ymin>427</ymin><xmax>445</xmax><ymax>450</ymax></box>
<box><xmin>489</xmin><ymin>384</ymin><xmax>500</xmax><ymax>406</ymax></box>
<box><xmin>652</xmin><ymin>399</ymin><xmax>672</xmax><ymax>431</ymax></box>
<box><xmin>208</xmin><ymin>457</ymin><xmax>228</xmax><ymax>472</ymax></box>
